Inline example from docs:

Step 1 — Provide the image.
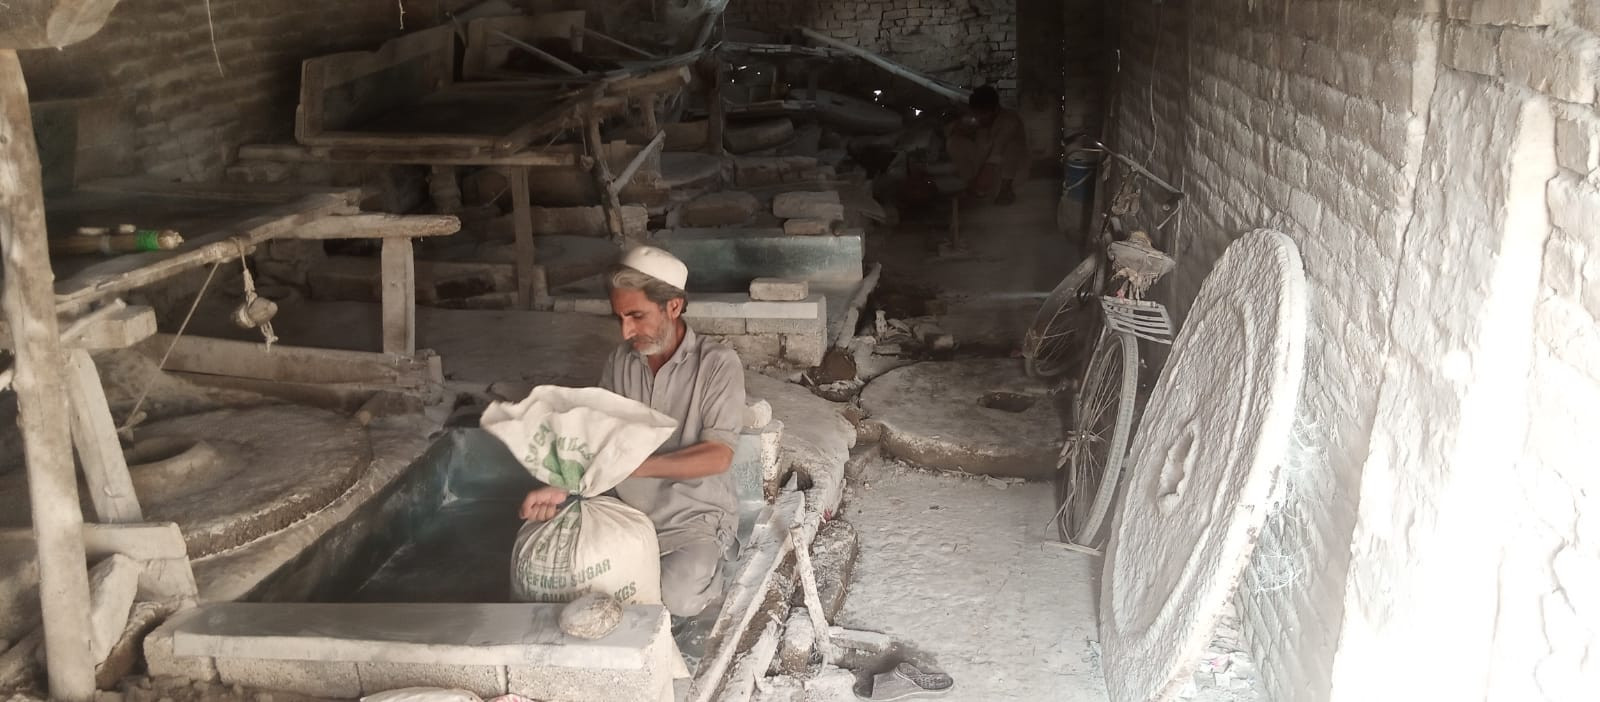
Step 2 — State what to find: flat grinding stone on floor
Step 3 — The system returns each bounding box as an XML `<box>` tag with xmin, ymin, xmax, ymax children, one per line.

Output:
<box><xmin>0</xmin><ymin>405</ymin><xmax>370</xmax><ymax>558</ymax></box>
<box><xmin>859</xmin><ymin>359</ymin><xmax>1059</xmax><ymax>479</ymax></box>
<box><xmin>1100</xmin><ymin>229</ymin><xmax>1307</xmax><ymax>702</ymax></box>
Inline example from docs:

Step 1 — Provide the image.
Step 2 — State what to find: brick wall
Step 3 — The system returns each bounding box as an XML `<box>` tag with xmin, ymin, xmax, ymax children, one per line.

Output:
<box><xmin>18</xmin><ymin>0</ymin><xmax>418</xmax><ymax>182</ymax></box>
<box><xmin>1108</xmin><ymin>1</ymin><xmax>1600</xmax><ymax>701</ymax></box>
<box><xmin>726</xmin><ymin>0</ymin><xmax>1019</xmax><ymax>105</ymax></box>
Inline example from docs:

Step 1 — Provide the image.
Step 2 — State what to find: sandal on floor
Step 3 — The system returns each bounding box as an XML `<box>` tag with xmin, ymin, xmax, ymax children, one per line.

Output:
<box><xmin>855</xmin><ymin>662</ymin><xmax>955</xmax><ymax>700</ymax></box>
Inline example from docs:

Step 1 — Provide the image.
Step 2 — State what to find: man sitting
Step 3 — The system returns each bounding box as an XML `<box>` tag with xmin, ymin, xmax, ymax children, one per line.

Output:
<box><xmin>519</xmin><ymin>246</ymin><xmax>744</xmax><ymax>618</ymax></box>
<box><xmin>944</xmin><ymin>85</ymin><xmax>1029</xmax><ymax>206</ymax></box>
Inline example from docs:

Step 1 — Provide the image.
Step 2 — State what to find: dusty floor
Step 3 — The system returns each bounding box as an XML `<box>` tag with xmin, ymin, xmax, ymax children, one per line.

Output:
<box><xmin>834</xmin><ymin>454</ymin><xmax>1108</xmax><ymax>701</ymax></box>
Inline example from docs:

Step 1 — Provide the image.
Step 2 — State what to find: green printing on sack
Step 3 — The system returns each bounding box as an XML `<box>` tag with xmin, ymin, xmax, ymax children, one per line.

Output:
<box><xmin>543</xmin><ymin>442</ymin><xmax>586</xmax><ymax>490</ymax></box>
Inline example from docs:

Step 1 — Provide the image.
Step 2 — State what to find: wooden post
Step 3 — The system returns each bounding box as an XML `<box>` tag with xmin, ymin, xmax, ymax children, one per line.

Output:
<box><xmin>0</xmin><ymin>49</ymin><xmax>97</xmax><ymax>702</ymax></box>
<box><xmin>706</xmin><ymin>58</ymin><xmax>726</xmax><ymax>158</ymax></box>
<box><xmin>586</xmin><ymin>119</ymin><xmax>627</xmax><ymax>241</ymax></box>
<box><xmin>509</xmin><ymin>167</ymin><xmax>539</xmax><ymax>309</ymax></box>
<box><xmin>640</xmin><ymin>92</ymin><xmax>659</xmax><ymax>135</ymax></box>
<box><xmin>65</xmin><ymin>349</ymin><xmax>142</xmax><ymax>522</ymax></box>
<box><xmin>380</xmin><ymin>238</ymin><xmax>416</xmax><ymax>354</ymax></box>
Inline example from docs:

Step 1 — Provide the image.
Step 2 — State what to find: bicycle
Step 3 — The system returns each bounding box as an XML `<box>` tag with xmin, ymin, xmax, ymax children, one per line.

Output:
<box><xmin>1023</xmin><ymin>135</ymin><xmax>1185</xmax><ymax>548</ymax></box>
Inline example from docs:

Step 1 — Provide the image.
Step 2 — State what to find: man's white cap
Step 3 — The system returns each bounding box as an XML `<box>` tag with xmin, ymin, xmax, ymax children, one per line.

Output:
<box><xmin>619</xmin><ymin>246</ymin><xmax>688</xmax><ymax>290</ymax></box>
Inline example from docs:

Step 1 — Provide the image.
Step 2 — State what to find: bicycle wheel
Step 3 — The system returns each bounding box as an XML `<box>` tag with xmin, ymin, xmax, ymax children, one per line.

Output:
<box><xmin>1055</xmin><ymin>330</ymin><xmax>1139</xmax><ymax>546</ymax></box>
<box><xmin>1022</xmin><ymin>257</ymin><xmax>1099</xmax><ymax>379</ymax></box>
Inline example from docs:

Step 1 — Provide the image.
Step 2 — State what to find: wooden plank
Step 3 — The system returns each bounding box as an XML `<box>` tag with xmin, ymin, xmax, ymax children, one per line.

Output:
<box><xmin>53</xmin><ymin>193</ymin><xmax>356</xmax><ymax>315</ymax></box>
<box><xmin>286</xmin><ymin>213</ymin><xmax>460</xmax><ymax>240</ymax></box>
<box><xmin>0</xmin><ymin>48</ymin><xmax>96</xmax><ymax>702</ymax></box>
<box><xmin>509</xmin><ymin>167</ymin><xmax>537</xmax><ymax>309</ymax></box>
<box><xmin>799</xmin><ymin>27</ymin><xmax>970</xmax><ymax>103</ymax></box>
<box><xmin>65</xmin><ymin>349</ymin><xmax>142</xmax><ymax>523</ymax></box>
<box><xmin>0</xmin><ymin>0</ymin><xmax>121</xmax><ymax>49</ymax></box>
<box><xmin>74</xmin><ymin>177</ymin><xmax>357</xmax><ymax>203</ymax></box>
<box><xmin>608</xmin><ymin>130</ymin><xmax>665</xmax><ymax>198</ymax></box>
<box><xmin>298</xmin><ymin>130</ymin><xmax>504</xmax><ymax>149</ymax></box>
<box><xmin>380</xmin><ymin>237</ymin><xmax>416</xmax><ymax>355</ymax></box>
<box><xmin>237</xmin><ymin>142</ymin><xmax>587</xmax><ymax>168</ymax></box>
<box><xmin>295</xmin><ymin>26</ymin><xmax>456</xmax><ymax>144</ymax></box>
<box><xmin>81</xmin><ymin>522</ymin><xmax>198</xmax><ymax>602</ymax></box>
<box><xmin>137</xmin><ymin>335</ymin><xmax>433</xmax><ymax>386</ymax></box>
<box><xmin>0</xmin><ymin>304</ymin><xmax>156</xmax><ymax>350</ymax></box>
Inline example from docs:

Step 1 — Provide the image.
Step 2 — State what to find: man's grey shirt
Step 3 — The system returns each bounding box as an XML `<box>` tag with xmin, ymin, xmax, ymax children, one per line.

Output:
<box><xmin>599</xmin><ymin>325</ymin><xmax>744</xmax><ymax>549</ymax></box>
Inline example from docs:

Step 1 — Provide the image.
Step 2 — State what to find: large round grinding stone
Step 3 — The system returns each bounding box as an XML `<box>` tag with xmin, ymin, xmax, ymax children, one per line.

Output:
<box><xmin>0</xmin><ymin>405</ymin><xmax>370</xmax><ymax>558</ymax></box>
<box><xmin>1100</xmin><ymin>229</ymin><xmax>1307</xmax><ymax>702</ymax></box>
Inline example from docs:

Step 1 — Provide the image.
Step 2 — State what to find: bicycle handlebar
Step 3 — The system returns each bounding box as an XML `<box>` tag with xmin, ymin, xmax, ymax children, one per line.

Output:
<box><xmin>1063</xmin><ymin>132</ymin><xmax>1185</xmax><ymax>201</ymax></box>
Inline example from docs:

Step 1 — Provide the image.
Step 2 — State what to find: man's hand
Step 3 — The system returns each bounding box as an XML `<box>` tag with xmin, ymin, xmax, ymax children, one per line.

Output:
<box><xmin>519</xmin><ymin>486</ymin><xmax>569</xmax><ymax>522</ymax></box>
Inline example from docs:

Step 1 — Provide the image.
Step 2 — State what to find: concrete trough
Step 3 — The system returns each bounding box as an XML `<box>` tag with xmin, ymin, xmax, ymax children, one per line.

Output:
<box><xmin>655</xmin><ymin>228</ymin><xmax>863</xmax><ymax>293</ymax></box>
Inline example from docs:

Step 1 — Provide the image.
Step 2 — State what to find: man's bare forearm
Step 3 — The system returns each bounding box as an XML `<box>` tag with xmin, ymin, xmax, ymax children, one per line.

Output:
<box><xmin>633</xmin><ymin>441</ymin><xmax>734</xmax><ymax>480</ymax></box>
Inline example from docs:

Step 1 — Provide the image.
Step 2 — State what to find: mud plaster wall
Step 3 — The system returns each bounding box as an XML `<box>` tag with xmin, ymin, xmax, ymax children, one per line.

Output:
<box><xmin>1111</xmin><ymin>1</ymin><xmax>1600</xmax><ymax>701</ymax></box>
<box><xmin>17</xmin><ymin>0</ymin><xmax>433</xmax><ymax>182</ymax></box>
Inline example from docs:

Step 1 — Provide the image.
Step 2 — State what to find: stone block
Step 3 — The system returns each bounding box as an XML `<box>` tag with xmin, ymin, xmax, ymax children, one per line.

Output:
<box><xmin>1445</xmin><ymin>0</ymin><xmax>1564</xmax><ymax>26</ymax></box>
<box><xmin>88</xmin><ymin>554</ymin><xmax>141</xmax><ymax>664</ymax></box>
<box><xmin>505</xmin><ymin>616</ymin><xmax>674</xmax><ymax>702</ymax></box>
<box><xmin>808</xmin><ymin>520</ymin><xmax>860</xmax><ymax>620</ymax></box>
<box><xmin>144</xmin><ymin>614</ymin><xmax>218</xmax><ymax>682</ymax></box>
<box><xmin>688</xmin><ymin>294</ymin><xmax>823</xmax><ymax>320</ymax></box>
<box><xmin>679</xmin><ymin>191</ymin><xmax>760</xmax><ymax>227</ymax></box>
<box><xmin>783</xmin><ymin>218</ymin><xmax>835</xmax><ymax>236</ymax></box>
<box><xmin>750</xmin><ymin>278</ymin><xmax>810</xmax><ymax>301</ymax></box>
<box><xmin>97</xmin><ymin>601</ymin><xmax>175</xmax><ymax>689</ymax></box>
<box><xmin>1556</xmin><ymin>111</ymin><xmax>1600</xmax><ymax>174</ymax></box>
<box><xmin>1500</xmin><ymin>27</ymin><xmax>1600</xmax><ymax>104</ymax></box>
<box><xmin>773</xmin><ymin>191</ymin><xmax>845</xmax><ymax>221</ymax></box>
<box><xmin>775</xmin><ymin>607</ymin><xmax>815</xmax><ymax>675</ymax></box>
<box><xmin>216</xmin><ymin>657</ymin><xmax>361</xmax><ymax>698</ymax></box>
<box><xmin>782</xmin><ymin>330</ymin><xmax>827</xmax><ymax>367</ymax></box>
<box><xmin>358</xmin><ymin>661</ymin><xmax>508</xmax><ymax>698</ymax></box>
<box><xmin>687</xmin><ymin>315</ymin><xmax>747</xmax><ymax>335</ymax></box>
<box><xmin>748</xmin><ymin>316</ymin><xmax>825</xmax><ymax>334</ymax></box>
<box><xmin>713</xmin><ymin>333</ymin><xmax>783</xmax><ymax>363</ymax></box>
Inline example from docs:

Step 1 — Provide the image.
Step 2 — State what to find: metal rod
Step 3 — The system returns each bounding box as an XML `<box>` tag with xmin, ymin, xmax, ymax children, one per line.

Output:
<box><xmin>581</xmin><ymin>27</ymin><xmax>659</xmax><ymax>59</ymax></box>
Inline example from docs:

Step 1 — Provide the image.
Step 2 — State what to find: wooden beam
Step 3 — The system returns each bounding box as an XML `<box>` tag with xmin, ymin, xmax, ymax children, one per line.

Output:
<box><xmin>798</xmin><ymin>27</ymin><xmax>971</xmax><ymax>103</ymax></box>
<box><xmin>0</xmin><ymin>49</ymin><xmax>96</xmax><ymax>702</ymax></box>
<box><xmin>0</xmin><ymin>304</ymin><xmax>157</xmax><ymax>350</ymax></box>
<box><xmin>705</xmin><ymin>58</ymin><xmax>727</xmax><ymax>158</ymax></box>
<box><xmin>380</xmin><ymin>238</ymin><xmax>416</xmax><ymax>355</ymax></box>
<box><xmin>0</xmin><ymin>0</ymin><xmax>121</xmax><ymax>49</ymax></box>
<box><xmin>509</xmin><ymin>167</ymin><xmax>539</xmax><ymax>310</ymax></box>
<box><xmin>287</xmin><ymin>213</ymin><xmax>460</xmax><ymax>240</ymax></box>
<box><xmin>607</xmin><ymin>130</ymin><xmax>665</xmax><ymax>198</ymax></box>
<box><xmin>65</xmin><ymin>349</ymin><xmax>142</xmax><ymax>523</ymax></box>
<box><xmin>581</xmin><ymin>27</ymin><xmax>659</xmax><ymax>59</ymax></box>
<box><xmin>53</xmin><ymin>193</ymin><xmax>356</xmax><ymax>315</ymax></box>
<box><xmin>236</xmin><ymin>143</ymin><xmax>588</xmax><ymax>168</ymax></box>
<box><xmin>136</xmin><ymin>335</ymin><xmax>435</xmax><ymax>386</ymax></box>
<box><xmin>492</xmin><ymin>86</ymin><xmax>600</xmax><ymax>157</ymax></box>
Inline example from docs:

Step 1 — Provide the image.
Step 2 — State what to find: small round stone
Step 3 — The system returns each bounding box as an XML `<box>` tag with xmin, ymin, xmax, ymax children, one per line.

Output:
<box><xmin>560</xmin><ymin>592</ymin><xmax>623</xmax><ymax>639</ymax></box>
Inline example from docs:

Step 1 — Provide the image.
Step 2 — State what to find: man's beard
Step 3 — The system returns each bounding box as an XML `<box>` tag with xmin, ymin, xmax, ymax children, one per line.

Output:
<box><xmin>629</xmin><ymin>319</ymin><xmax>675</xmax><ymax>356</ymax></box>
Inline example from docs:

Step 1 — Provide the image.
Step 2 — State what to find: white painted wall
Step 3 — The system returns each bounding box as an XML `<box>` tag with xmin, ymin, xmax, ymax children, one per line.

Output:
<box><xmin>1107</xmin><ymin>1</ymin><xmax>1600</xmax><ymax>700</ymax></box>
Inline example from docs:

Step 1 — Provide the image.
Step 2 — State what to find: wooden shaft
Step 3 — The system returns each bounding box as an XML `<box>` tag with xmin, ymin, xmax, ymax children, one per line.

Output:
<box><xmin>586</xmin><ymin>120</ymin><xmax>626</xmax><ymax>240</ymax></box>
<box><xmin>608</xmin><ymin>130</ymin><xmax>665</xmax><ymax>198</ymax></box>
<box><xmin>0</xmin><ymin>49</ymin><xmax>97</xmax><ymax>702</ymax></box>
<box><xmin>706</xmin><ymin>59</ymin><xmax>727</xmax><ymax>157</ymax></box>
<box><xmin>509</xmin><ymin>167</ymin><xmax>538</xmax><ymax>309</ymax></box>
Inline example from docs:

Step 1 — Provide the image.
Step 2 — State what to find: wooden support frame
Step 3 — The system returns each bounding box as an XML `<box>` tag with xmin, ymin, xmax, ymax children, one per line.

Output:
<box><xmin>705</xmin><ymin>57</ymin><xmax>727</xmax><ymax>158</ymax></box>
<box><xmin>0</xmin><ymin>48</ymin><xmax>97</xmax><ymax>702</ymax></box>
<box><xmin>136</xmin><ymin>334</ymin><xmax>439</xmax><ymax>386</ymax></box>
<box><xmin>236</xmin><ymin>143</ymin><xmax>588</xmax><ymax>168</ymax></box>
<box><xmin>380</xmin><ymin>238</ymin><xmax>416</xmax><ymax>355</ymax></box>
<box><xmin>65</xmin><ymin>349</ymin><xmax>142</xmax><ymax>522</ymax></box>
<box><xmin>508</xmin><ymin>167</ymin><xmax>546</xmax><ymax>309</ymax></box>
<box><xmin>287</xmin><ymin>213</ymin><xmax>459</xmax><ymax>240</ymax></box>
<box><xmin>608</xmin><ymin>130</ymin><xmax>665</xmax><ymax>198</ymax></box>
<box><xmin>586</xmin><ymin>120</ymin><xmax>628</xmax><ymax>241</ymax></box>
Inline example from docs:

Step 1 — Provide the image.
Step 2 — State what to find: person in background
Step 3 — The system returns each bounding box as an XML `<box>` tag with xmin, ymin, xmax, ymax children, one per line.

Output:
<box><xmin>518</xmin><ymin>246</ymin><xmax>744</xmax><ymax>620</ymax></box>
<box><xmin>944</xmin><ymin>84</ymin><xmax>1028</xmax><ymax>206</ymax></box>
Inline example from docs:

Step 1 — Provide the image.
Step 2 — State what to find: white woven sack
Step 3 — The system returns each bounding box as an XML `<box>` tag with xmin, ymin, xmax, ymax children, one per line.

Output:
<box><xmin>481</xmin><ymin>386</ymin><xmax>677</xmax><ymax>605</ymax></box>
